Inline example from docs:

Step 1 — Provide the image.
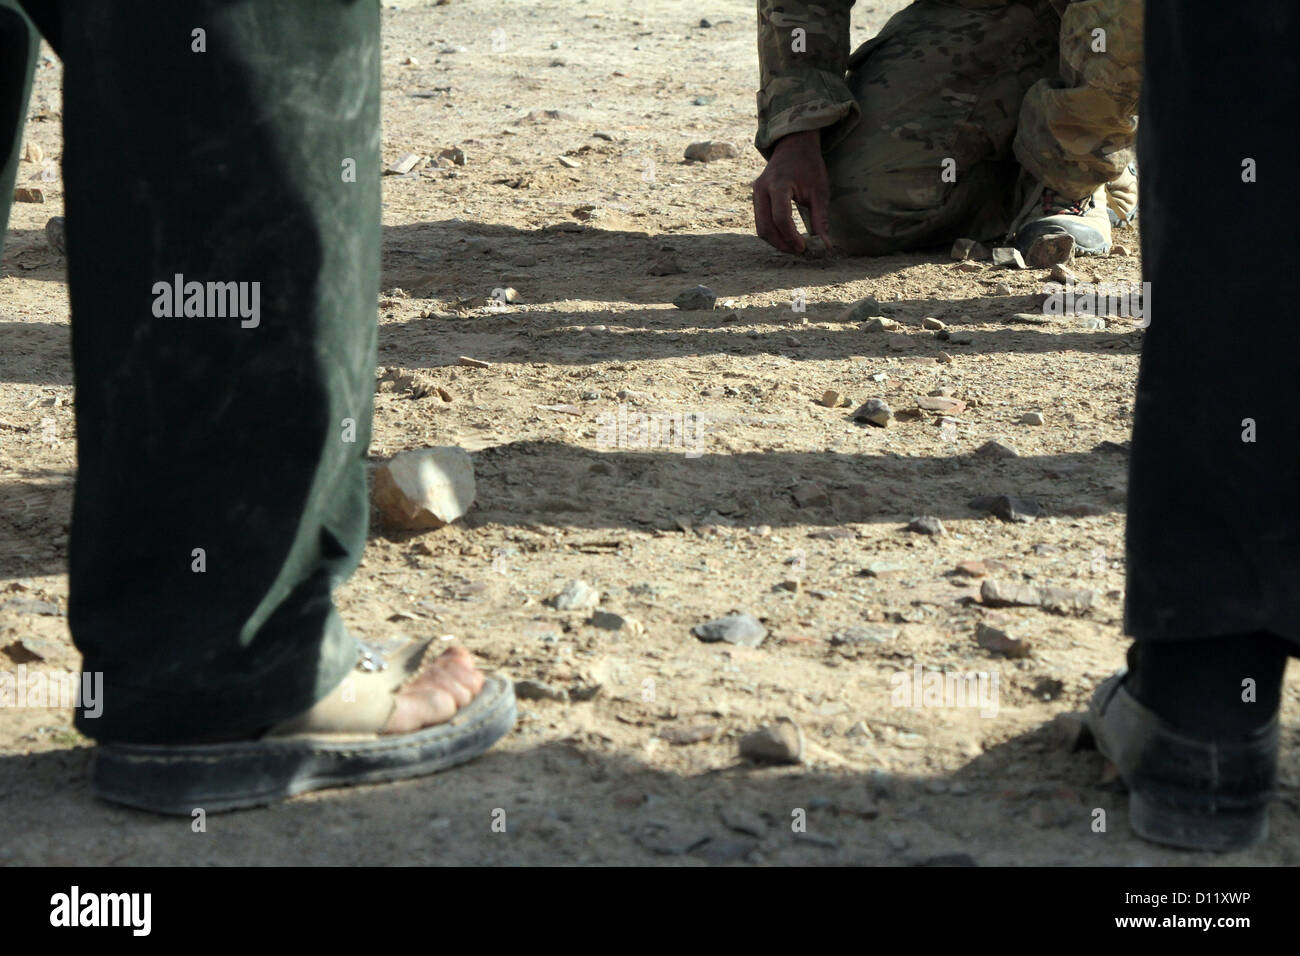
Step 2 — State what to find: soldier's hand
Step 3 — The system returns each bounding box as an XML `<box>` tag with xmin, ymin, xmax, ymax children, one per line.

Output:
<box><xmin>753</xmin><ymin>129</ymin><xmax>833</xmax><ymax>255</ymax></box>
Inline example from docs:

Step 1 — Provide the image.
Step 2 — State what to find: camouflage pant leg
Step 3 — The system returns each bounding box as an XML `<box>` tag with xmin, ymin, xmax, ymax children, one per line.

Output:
<box><xmin>825</xmin><ymin>0</ymin><xmax>1059</xmax><ymax>255</ymax></box>
<box><xmin>1014</xmin><ymin>0</ymin><xmax>1143</xmax><ymax>198</ymax></box>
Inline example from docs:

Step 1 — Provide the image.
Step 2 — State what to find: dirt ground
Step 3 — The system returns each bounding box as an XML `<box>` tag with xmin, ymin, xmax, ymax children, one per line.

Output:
<box><xmin>2</xmin><ymin>0</ymin><xmax>1298</xmax><ymax>866</ymax></box>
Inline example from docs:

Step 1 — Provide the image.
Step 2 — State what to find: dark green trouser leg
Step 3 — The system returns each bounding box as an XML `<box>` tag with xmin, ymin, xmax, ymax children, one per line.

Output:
<box><xmin>0</xmin><ymin>0</ymin><xmax>40</xmax><ymax>242</ymax></box>
<box><xmin>43</xmin><ymin>1</ymin><xmax>380</xmax><ymax>743</ymax></box>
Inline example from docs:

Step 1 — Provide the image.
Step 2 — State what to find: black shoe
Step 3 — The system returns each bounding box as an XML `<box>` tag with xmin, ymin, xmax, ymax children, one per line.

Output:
<box><xmin>1086</xmin><ymin>672</ymin><xmax>1277</xmax><ymax>851</ymax></box>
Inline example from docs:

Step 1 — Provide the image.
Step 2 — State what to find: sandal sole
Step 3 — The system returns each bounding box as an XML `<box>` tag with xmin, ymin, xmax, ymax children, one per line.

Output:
<box><xmin>91</xmin><ymin>676</ymin><xmax>516</xmax><ymax>815</ymax></box>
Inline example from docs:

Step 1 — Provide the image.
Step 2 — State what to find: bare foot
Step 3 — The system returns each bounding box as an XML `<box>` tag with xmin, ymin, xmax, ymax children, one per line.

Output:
<box><xmin>383</xmin><ymin>645</ymin><xmax>486</xmax><ymax>734</ymax></box>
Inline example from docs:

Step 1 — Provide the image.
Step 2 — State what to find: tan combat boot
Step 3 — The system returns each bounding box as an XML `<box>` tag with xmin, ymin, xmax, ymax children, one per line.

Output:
<box><xmin>1008</xmin><ymin>175</ymin><xmax>1112</xmax><ymax>266</ymax></box>
<box><xmin>1105</xmin><ymin>161</ymin><xmax>1139</xmax><ymax>228</ymax></box>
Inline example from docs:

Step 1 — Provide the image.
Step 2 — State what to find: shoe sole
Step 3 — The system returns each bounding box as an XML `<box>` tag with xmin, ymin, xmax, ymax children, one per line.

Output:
<box><xmin>91</xmin><ymin>676</ymin><xmax>516</xmax><ymax>815</ymax></box>
<box><xmin>1087</xmin><ymin>676</ymin><xmax>1269</xmax><ymax>852</ymax></box>
<box><xmin>1129</xmin><ymin>792</ymin><xmax>1267</xmax><ymax>852</ymax></box>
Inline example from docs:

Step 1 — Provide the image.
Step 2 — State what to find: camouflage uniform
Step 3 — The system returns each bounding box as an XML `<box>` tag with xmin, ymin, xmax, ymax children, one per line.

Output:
<box><xmin>756</xmin><ymin>0</ymin><xmax>1143</xmax><ymax>254</ymax></box>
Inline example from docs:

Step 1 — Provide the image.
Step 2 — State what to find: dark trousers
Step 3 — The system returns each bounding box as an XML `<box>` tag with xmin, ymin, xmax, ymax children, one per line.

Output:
<box><xmin>1</xmin><ymin>1</ymin><xmax>380</xmax><ymax>742</ymax></box>
<box><xmin>1125</xmin><ymin>1</ymin><xmax>1300</xmax><ymax>645</ymax></box>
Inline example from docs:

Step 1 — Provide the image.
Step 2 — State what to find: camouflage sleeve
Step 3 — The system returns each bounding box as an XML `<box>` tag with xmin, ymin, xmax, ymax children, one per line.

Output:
<box><xmin>755</xmin><ymin>1</ymin><xmax>859</xmax><ymax>158</ymax></box>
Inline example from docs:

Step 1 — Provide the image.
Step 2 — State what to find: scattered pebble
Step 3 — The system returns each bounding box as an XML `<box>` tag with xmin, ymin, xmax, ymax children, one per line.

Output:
<box><xmin>44</xmin><ymin>216</ymin><xmax>65</xmax><ymax>256</ymax></box>
<box><xmin>1050</xmin><ymin>263</ymin><xmax>1076</xmax><ymax>284</ymax></box>
<box><xmin>1111</xmin><ymin>244</ymin><xmax>1132</xmax><ymax>257</ymax></box>
<box><xmin>950</xmin><ymin>237</ymin><xmax>989</xmax><ymax>261</ymax></box>
<box><xmin>739</xmin><ymin>718</ymin><xmax>803</xmax><ymax>764</ymax></box>
<box><xmin>1019</xmin><ymin>411</ymin><xmax>1045</xmax><ymax>426</ymax></box>
<box><xmin>976</xmin><ymin>439</ymin><xmax>1019</xmax><ymax>458</ymax></box>
<box><xmin>385</xmin><ymin>152</ymin><xmax>423</xmax><ymax>175</ymax></box>
<box><xmin>683</xmin><ymin>140</ymin><xmax>739</xmax><ymax>162</ymax></box>
<box><xmin>658</xmin><ymin>725</ymin><xmax>718</xmax><ymax>745</ymax></box>
<box><xmin>975</xmin><ymin>621</ymin><xmax>1031</xmax><ymax>658</ymax></box>
<box><xmin>836</xmin><ymin>296</ymin><xmax>881</xmax><ymax>322</ymax></box>
<box><xmin>792</xmin><ymin>481</ymin><xmax>829</xmax><ymax>508</ymax></box>
<box><xmin>830</xmin><ymin>626</ymin><xmax>898</xmax><ymax>645</ymax></box>
<box><xmin>917</xmin><ymin>395</ymin><xmax>965</xmax><ymax>413</ymax></box>
<box><xmin>968</xmin><ymin>494</ymin><xmax>1044</xmax><ymax>523</ymax></box>
<box><xmin>921</xmin><ymin>317</ymin><xmax>946</xmax><ymax>330</ymax></box>
<box><xmin>719</xmin><ymin>808</ymin><xmax>766</xmax><ymax>837</ymax></box>
<box><xmin>994</xmin><ymin>282</ymin><xmax>1012</xmax><ymax>295</ymax></box>
<box><xmin>647</xmin><ymin>251</ymin><xmax>684</xmax><ymax>275</ymax></box>
<box><xmin>906</xmin><ymin>515</ymin><xmax>946</xmax><ymax>536</ymax></box>
<box><xmin>552</xmin><ymin>579</ymin><xmax>601</xmax><ymax>611</ymax></box>
<box><xmin>862</xmin><ymin>316</ymin><xmax>898</xmax><ymax>332</ymax></box>
<box><xmin>514</xmin><ymin>679</ymin><xmax>569</xmax><ymax>702</ymax></box>
<box><xmin>1024</xmin><ymin>233</ymin><xmax>1075</xmax><ymax>268</ymax></box>
<box><xmin>437</xmin><ymin>146</ymin><xmax>466</xmax><ymax>165</ymax></box>
<box><xmin>13</xmin><ymin>187</ymin><xmax>43</xmax><ymax>203</ymax></box>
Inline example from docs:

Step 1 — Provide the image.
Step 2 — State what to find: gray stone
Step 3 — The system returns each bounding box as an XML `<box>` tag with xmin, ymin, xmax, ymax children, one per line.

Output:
<box><xmin>968</xmin><ymin>494</ymin><xmax>1045</xmax><ymax>523</ymax></box>
<box><xmin>1020</xmin><ymin>411</ymin><xmax>1045</xmax><ymax>426</ymax></box>
<box><xmin>980</xmin><ymin>579</ymin><xmax>1044</xmax><ymax>608</ymax></box>
<box><xmin>906</xmin><ymin>515</ymin><xmax>946</xmax><ymax>536</ymax></box>
<box><xmin>1050</xmin><ymin>263</ymin><xmax>1076</xmax><ymax>284</ymax></box>
<box><xmin>1024</xmin><ymin>233</ymin><xmax>1075</xmax><ymax>268</ymax></box>
<box><xmin>837</xmin><ymin>296</ymin><xmax>882</xmax><ymax>323</ymax></box>
<box><xmin>44</xmin><ymin>216</ymin><xmax>66</xmax><ymax>256</ymax></box>
<box><xmin>1038</xmin><ymin>586</ymin><xmax>1097</xmax><ymax>616</ymax></box>
<box><xmin>648</xmin><ymin>251</ymin><xmax>684</xmax><ymax>275</ymax></box>
<box><xmin>950</xmin><ymin>238</ymin><xmax>990</xmax><ymax>261</ymax></box>
<box><xmin>673</xmin><ymin>285</ymin><xmax>717</xmax><ymax>310</ymax></box>
<box><xmin>692</xmin><ymin>612</ymin><xmax>767</xmax><ymax>648</ymax></box>
<box><xmin>974</xmin><ymin>621</ymin><xmax>1031</xmax><ymax>658</ymax></box>
<box><xmin>830</xmin><ymin>625</ymin><xmax>899</xmax><ymax>646</ymax></box>
<box><xmin>684</xmin><ymin>140</ymin><xmax>739</xmax><ymax>162</ymax></box>
<box><xmin>514</xmin><ymin>678</ymin><xmax>569</xmax><ymax>702</ymax></box>
<box><xmin>862</xmin><ymin>316</ymin><xmax>899</xmax><ymax>332</ymax></box>
<box><xmin>689</xmin><ymin>837</ymin><xmax>757</xmax><ymax>865</ymax></box>
<box><xmin>992</xmin><ymin>247</ymin><xmax>1026</xmax><ymax>269</ymax></box>
<box><xmin>589</xmin><ymin>610</ymin><xmax>634</xmax><ymax>630</ymax></box>
<box><xmin>719</xmin><ymin>808</ymin><xmax>767</xmax><ymax>837</ymax></box>
<box><xmin>552</xmin><ymin>579</ymin><xmax>601</xmax><ymax>610</ymax></box>
<box><xmin>852</xmin><ymin>398</ymin><xmax>892</xmax><ymax>427</ymax></box>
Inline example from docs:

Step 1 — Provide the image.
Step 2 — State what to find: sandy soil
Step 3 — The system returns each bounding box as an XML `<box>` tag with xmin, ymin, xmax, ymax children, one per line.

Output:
<box><xmin>2</xmin><ymin>0</ymin><xmax>1298</xmax><ymax>866</ymax></box>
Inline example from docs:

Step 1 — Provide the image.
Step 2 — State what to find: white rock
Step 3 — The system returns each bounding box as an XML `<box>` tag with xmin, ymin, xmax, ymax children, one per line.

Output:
<box><xmin>372</xmin><ymin>447</ymin><xmax>476</xmax><ymax>530</ymax></box>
